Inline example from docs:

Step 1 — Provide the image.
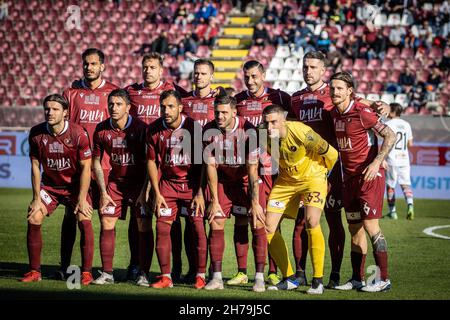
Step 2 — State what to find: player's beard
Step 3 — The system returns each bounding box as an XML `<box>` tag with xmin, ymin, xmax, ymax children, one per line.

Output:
<box><xmin>84</xmin><ymin>70</ymin><xmax>101</xmax><ymax>82</ymax></box>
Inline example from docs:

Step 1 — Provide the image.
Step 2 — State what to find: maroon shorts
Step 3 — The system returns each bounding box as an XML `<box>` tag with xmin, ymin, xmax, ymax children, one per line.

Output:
<box><xmin>39</xmin><ymin>185</ymin><xmax>91</xmax><ymax>215</ymax></box>
<box><xmin>325</xmin><ymin>162</ymin><xmax>344</xmax><ymax>212</ymax></box>
<box><xmin>343</xmin><ymin>170</ymin><xmax>385</xmax><ymax>224</ymax></box>
<box><xmin>259</xmin><ymin>174</ymin><xmax>274</xmax><ymax>211</ymax></box>
<box><xmin>157</xmin><ymin>179</ymin><xmax>198</xmax><ymax>222</ymax></box>
<box><xmin>101</xmin><ymin>180</ymin><xmax>147</xmax><ymax>219</ymax></box>
<box><xmin>216</xmin><ymin>182</ymin><xmax>249</xmax><ymax>219</ymax></box>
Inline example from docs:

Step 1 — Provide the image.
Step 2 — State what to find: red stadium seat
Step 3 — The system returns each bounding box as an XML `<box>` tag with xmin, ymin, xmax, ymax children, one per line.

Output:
<box><xmin>367</xmin><ymin>59</ymin><xmax>381</xmax><ymax>71</ymax></box>
<box><xmin>342</xmin><ymin>25</ymin><xmax>355</xmax><ymax>35</ymax></box>
<box><xmin>386</xmin><ymin>47</ymin><xmax>400</xmax><ymax>59</ymax></box>
<box><xmin>400</xmin><ymin>47</ymin><xmax>414</xmax><ymax>59</ymax></box>
<box><xmin>357</xmin><ymin>81</ymin><xmax>369</xmax><ymax>93</ymax></box>
<box><xmin>376</xmin><ymin>70</ymin><xmax>389</xmax><ymax>82</ymax></box>
<box><xmin>353</xmin><ymin>58</ymin><xmax>367</xmax><ymax>71</ymax></box>
<box><xmin>361</xmin><ymin>70</ymin><xmax>374</xmax><ymax>82</ymax></box>
<box><xmin>429</xmin><ymin>47</ymin><xmax>443</xmax><ymax>60</ymax></box>
<box><xmin>370</xmin><ymin>82</ymin><xmax>384</xmax><ymax>93</ymax></box>
<box><xmin>389</xmin><ymin>70</ymin><xmax>401</xmax><ymax>83</ymax></box>
<box><xmin>393</xmin><ymin>59</ymin><xmax>407</xmax><ymax>71</ymax></box>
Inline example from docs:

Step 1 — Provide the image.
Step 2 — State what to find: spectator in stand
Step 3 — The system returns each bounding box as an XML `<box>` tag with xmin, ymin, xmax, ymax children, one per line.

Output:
<box><xmin>319</xmin><ymin>3</ymin><xmax>333</xmax><ymax>25</ymax></box>
<box><xmin>280</xmin><ymin>1</ymin><xmax>293</xmax><ymax>24</ymax></box>
<box><xmin>261</xmin><ymin>1</ymin><xmax>279</xmax><ymax>25</ymax></box>
<box><xmin>179</xmin><ymin>51</ymin><xmax>197</xmax><ymax>80</ymax></box>
<box><xmin>327</xmin><ymin>44</ymin><xmax>344</xmax><ymax>71</ymax></box>
<box><xmin>195</xmin><ymin>19</ymin><xmax>219</xmax><ymax>48</ymax></box>
<box><xmin>340</xmin><ymin>0</ymin><xmax>357</xmax><ymax>25</ymax></box>
<box><xmin>427</xmin><ymin>65</ymin><xmax>442</xmax><ymax>90</ymax></box>
<box><xmin>389</xmin><ymin>25</ymin><xmax>406</xmax><ymax>48</ymax></box>
<box><xmin>147</xmin><ymin>1</ymin><xmax>173</xmax><ymax>24</ymax></box>
<box><xmin>317</xmin><ymin>30</ymin><xmax>332</xmax><ymax>52</ymax></box>
<box><xmin>174</xmin><ymin>2</ymin><xmax>195</xmax><ymax>26</ymax></box>
<box><xmin>409</xmin><ymin>84</ymin><xmax>427</xmax><ymax>112</ymax></box>
<box><xmin>399</xmin><ymin>67</ymin><xmax>416</xmax><ymax>93</ymax></box>
<box><xmin>276</xmin><ymin>22</ymin><xmax>295</xmax><ymax>46</ymax></box>
<box><xmin>177</xmin><ymin>32</ymin><xmax>198</xmax><ymax>57</ymax></box>
<box><xmin>305</xmin><ymin>3</ymin><xmax>320</xmax><ymax>24</ymax></box>
<box><xmin>293</xmin><ymin>20</ymin><xmax>314</xmax><ymax>50</ymax></box>
<box><xmin>152</xmin><ymin>31</ymin><xmax>169</xmax><ymax>55</ymax></box>
<box><xmin>252</xmin><ymin>22</ymin><xmax>270</xmax><ymax>47</ymax></box>
<box><xmin>342</xmin><ymin>34</ymin><xmax>361</xmax><ymax>59</ymax></box>
<box><xmin>323</xmin><ymin>19</ymin><xmax>341</xmax><ymax>42</ymax></box>
<box><xmin>195</xmin><ymin>1</ymin><xmax>218</xmax><ymax>24</ymax></box>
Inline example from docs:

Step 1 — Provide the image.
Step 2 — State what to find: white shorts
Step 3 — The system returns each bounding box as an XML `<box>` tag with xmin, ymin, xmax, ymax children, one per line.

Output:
<box><xmin>386</xmin><ymin>165</ymin><xmax>411</xmax><ymax>187</ymax></box>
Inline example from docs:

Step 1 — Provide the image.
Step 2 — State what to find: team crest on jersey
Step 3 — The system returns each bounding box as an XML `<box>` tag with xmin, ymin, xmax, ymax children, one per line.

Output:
<box><xmin>335</xmin><ymin>120</ymin><xmax>345</xmax><ymax>132</ymax></box>
<box><xmin>49</xmin><ymin>142</ymin><xmax>64</xmax><ymax>153</ymax></box>
<box><xmin>112</xmin><ymin>137</ymin><xmax>127</xmax><ymax>148</ymax></box>
<box><xmin>64</xmin><ymin>138</ymin><xmax>72</xmax><ymax>146</ymax></box>
<box><xmin>84</xmin><ymin>94</ymin><xmax>100</xmax><ymax>105</ymax></box>
<box><xmin>138</xmin><ymin>90</ymin><xmax>142</xmax><ymax>95</ymax></box>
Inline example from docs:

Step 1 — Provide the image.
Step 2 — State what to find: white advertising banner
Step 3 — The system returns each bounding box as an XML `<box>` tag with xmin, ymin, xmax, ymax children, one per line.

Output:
<box><xmin>0</xmin><ymin>155</ymin><xmax>31</xmax><ymax>188</ymax></box>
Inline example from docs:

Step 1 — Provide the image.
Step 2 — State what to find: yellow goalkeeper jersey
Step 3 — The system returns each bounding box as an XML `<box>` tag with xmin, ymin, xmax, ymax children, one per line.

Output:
<box><xmin>268</xmin><ymin>121</ymin><xmax>338</xmax><ymax>182</ymax></box>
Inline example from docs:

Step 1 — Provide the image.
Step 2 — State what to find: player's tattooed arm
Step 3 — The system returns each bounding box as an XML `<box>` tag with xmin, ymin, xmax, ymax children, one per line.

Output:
<box><xmin>363</xmin><ymin>123</ymin><xmax>395</xmax><ymax>181</ymax></box>
<box><xmin>374</xmin><ymin>124</ymin><xmax>395</xmax><ymax>163</ymax></box>
<box><xmin>304</xmin><ymin>129</ymin><xmax>338</xmax><ymax>172</ymax></box>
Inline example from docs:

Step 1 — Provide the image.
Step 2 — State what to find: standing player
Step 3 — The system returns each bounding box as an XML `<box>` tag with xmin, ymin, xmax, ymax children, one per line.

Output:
<box><xmin>60</xmin><ymin>48</ymin><xmax>122</xmax><ymax>279</ymax></box>
<box><xmin>179</xmin><ymin>59</ymin><xmax>217</xmax><ymax>281</ymax></box>
<box><xmin>146</xmin><ymin>90</ymin><xmax>207</xmax><ymax>289</ymax></box>
<box><xmin>232</xmin><ymin>60</ymin><xmax>293</xmax><ymax>287</ymax></box>
<box><xmin>330</xmin><ymin>72</ymin><xmax>395</xmax><ymax>292</ymax></box>
<box><xmin>290</xmin><ymin>51</ymin><xmax>346</xmax><ymax>288</ymax></box>
<box><xmin>91</xmin><ymin>89</ymin><xmax>149</xmax><ymax>285</ymax></box>
<box><xmin>384</xmin><ymin>103</ymin><xmax>414</xmax><ymax>220</ymax></box>
<box><xmin>203</xmin><ymin>94</ymin><xmax>267</xmax><ymax>292</ymax></box>
<box><xmin>261</xmin><ymin>105</ymin><xmax>338</xmax><ymax>294</ymax></box>
<box><xmin>21</xmin><ymin>94</ymin><xmax>94</xmax><ymax>285</ymax></box>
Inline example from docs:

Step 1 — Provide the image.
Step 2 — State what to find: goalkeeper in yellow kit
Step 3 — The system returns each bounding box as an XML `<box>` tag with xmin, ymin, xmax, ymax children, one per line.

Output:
<box><xmin>260</xmin><ymin>104</ymin><xmax>338</xmax><ymax>294</ymax></box>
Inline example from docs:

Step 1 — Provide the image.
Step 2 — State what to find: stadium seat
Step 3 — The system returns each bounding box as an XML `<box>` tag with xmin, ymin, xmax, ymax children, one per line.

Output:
<box><xmin>374</xmin><ymin>13</ymin><xmax>388</xmax><ymax>27</ymax></box>
<box><xmin>362</xmin><ymin>70</ymin><xmax>374</xmax><ymax>82</ymax></box>
<box><xmin>355</xmin><ymin>93</ymin><xmax>366</xmax><ymax>100</ymax></box>
<box><xmin>269</xmin><ymin>57</ymin><xmax>285</xmax><ymax>70</ymax></box>
<box><xmin>291</xmin><ymin>47</ymin><xmax>304</xmax><ymax>59</ymax></box>
<box><xmin>353</xmin><ymin>59</ymin><xmax>367</xmax><ymax>71</ymax></box>
<box><xmin>285</xmin><ymin>81</ymin><xmax>302</xmax><ymax>94</ymax></box>
<box><xmin>381</xmin><ymin>93</ymin><xmax>395</xmax><ymax>104</ymax></box>
<box><xmin>389</xmin><ymin>70</ymin><xmax>401</xmax><ymax>83</ymax></box>
<box><xmin>403</xmin><ymin>106</ymin><xmax>415</xmax><ymax>114</ymax></box>
<box><xmin>400</xmin><ymin>47</ymin><xmax>414</xmax><ymax>59</ymax></box>
<box><xmin>265</xmin><ymin>69</ymin><xmax>279</xmax><ymax>82</ymax></box>
<box><xmin>275</xmin><ymin>45</ymin><xmax>290</xmax><ymax>59</ymax></box>
<box><xmin>357</xmin><ymin>81</ymin><xmax>369</xmax><ymax>93</ymax></box>
<box><xmin>283</xmin><ymin>57</ymin><xmax>298</xmax><ymax>70</ymax></box>
<box><xmin>386</xmin><ymin>47</ymin><xmax>400</xmax><ymax>59</ymax></box>
<box><xmin>366</xmin><ymin>93</ymin><xmax>380</xmax><ymax>101</ymax></box>
<box><xmin>393</xmin><ymin>59</ymin><xmax>407</xmax><ymax>71</ymax></box>
<box><xmin>395</xmin><ymin>94</ymin><xmax>409</xmax><ymax>108</ymax></box>
<box><xmin>387</xmin><ymin>14</ymin><xmax>401</xmax><ymax>26</ymax></box>
<box><xmin>273</xmin><ymin>81</ymin><xmax>287</xmax><ymax>90</ymax></box>
<box><xmin>367</xmin><ymin>59</ymin><xmax>381</xmax><ymax>71</ymax></box>
<box><xmin>278</xmin><ymin>69</ymin><xmax>293</xmax><ymax>81</ymax></box>
<box><xmin>370</xmin><ymin>82</ymin><xmax>384</xmax><ymax>93</ymax></box>
<box><xmin>291</xmin><ymin>69</ymin><xmax>303</xmax><ymax>81</ymax></box>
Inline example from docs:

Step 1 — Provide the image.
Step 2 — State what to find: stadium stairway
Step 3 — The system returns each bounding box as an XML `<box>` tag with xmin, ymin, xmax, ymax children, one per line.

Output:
<box><xmin>211</xmin><ymin>16</ymin><xmax>254</xmax><ymax>90</ymax></box>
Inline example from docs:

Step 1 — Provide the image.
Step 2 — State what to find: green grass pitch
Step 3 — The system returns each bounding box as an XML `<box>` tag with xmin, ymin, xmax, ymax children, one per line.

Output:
<box><xmin>0</xmin><ymin>188</ymin><xmax>449</xmax><ymax>300</ymax></box>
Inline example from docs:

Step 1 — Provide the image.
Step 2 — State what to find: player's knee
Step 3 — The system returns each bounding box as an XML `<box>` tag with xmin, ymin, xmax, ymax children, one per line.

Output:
<box><xmin>28</xmin><ymin>214</ymin><xmax>44</xmax><ymax>226</ymax></box>
<box><xmin>101</xmin><ymin>217</ymin><xmax>117</xmax><ymax>230</ymax></box>
<box><xmin>371</xmin><ymin>231</ymin><xmax>388</xmax><ymax>252</ymax></box>
<box><xmin>156</xmin><ymin>220</ymin><xmax>172</xmax><ymax>236</ymax></box>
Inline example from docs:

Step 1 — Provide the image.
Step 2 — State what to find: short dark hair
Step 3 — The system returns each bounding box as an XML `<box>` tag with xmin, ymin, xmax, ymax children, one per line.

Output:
<box><xmin>303</xmin><ymin>50</ymin><xmax>327</xmax><ymax>64</ymax></box>
<box><xmin>43</xmin><ymin>94</ymin><xmax>69</xmax><ymax>110</ymax></box>
<box><xmin>160</xmin><ymin>89</ymin><xmax>182</xmax><ymax>105</ymax></box>
<box><xmin>330</xmin><ymin>71</ymin><xmax>354</xmax><ymax>89</ymax></box>
<box><xmin>82</xmin><ymin>48</ymin><xmax>105</xmax><ymax>64</ymax></box>
<box><xmin>142</xmin><ymin>52</ymin><xmax>163</xmax><ymax>67</ymax></box>
<box><xmin>194</xmin><ymin>59</ymin><xmax>215</xmax><ymax>73</ymax></box>
<box><xmin>243</xmin><ymin>60</ymin><xmax>265</xmax><ymax>73</ymax></box>
<box><xmin>108</xmin><ymin>89</ymin><xmax>131</xmax><ymax>105</ymax></box>
<box><xmin>214</xmin><ymin>93</ymin><xmax>237</xmax><ymax>109</ymax></box>
<box><xmin>390</xmin><ymin>102</ymin><xmax>403</xmax><ymax>117</ymax></box>
<box><xmin>262</xmin><ymin>104</ymin><xmax>286</xmax><ymax>116</ymax></box>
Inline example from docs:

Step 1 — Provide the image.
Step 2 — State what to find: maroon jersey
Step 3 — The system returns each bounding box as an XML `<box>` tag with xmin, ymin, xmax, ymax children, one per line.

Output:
<box><xmin>29</xmin><ymin>121</ymin><xmax>91</xmax><ymax>188</ymax></box>
<box><xmin>331</xmin><ymin>100</ymin><xmax>387</xmax><ymax>178</ymax></box>
<box><xmin>125</xmin><ymin>81</ymin><xmax>175</xmax><ymax>125</ymax></box>
<box><xmin>203</xmin><ymin>117</ymin><xmax>258</xmax><ymax>184</ymax></box>
<box><xmin>181</xmin><ymin>91</ymin><xmax>215</xmax><ymax>127</ymax></box>
<box><xmin>92</xmin><ymin>116</ymin><xmax>147</xmax><ymax>185</ymax></box>
<box><xmin>291</xmin><ymin>83</ymin><xmax>338</xmax><ymax>148</ymax></box>
<box><xmin>147</xmin><ymin>116</ymin><xmax>201</xmax><ymax>183</ymax></box>
<box><xmin>235</xmin><ymin>88</ymin><xmax>293</xmax><ymax>127</ymax></box>
<box><xmin>63</xmin><ymin>79</ymin><xmax>118</xmax><ymax>146</ymax></box>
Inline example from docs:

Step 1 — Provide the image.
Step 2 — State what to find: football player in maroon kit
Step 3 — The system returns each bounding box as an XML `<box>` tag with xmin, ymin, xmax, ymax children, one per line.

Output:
<box><xmin>290</xmin><ymin>51</ymin><xmax>391</xmax><ymax>288</ymax></box>
<box><xmin>147</xmin><ymin>90</ymin><xmax>207</xmax><ymax>289</ymax></box>
<box><xmin>90</xmin><ymin>89</ymin><xmax>149</xmax><ymax>285</ymax></box>
<box><xmin>21</xmin><ymin>94</ymin><xmax>94</xmax><ymax>285</ymax></box>
<box><xmin>178</xmin><ymin>59</ymin><xmax>217</xmax><ymax>281</ymax></box>
<box><xmin>232</xmin><ymin>60</ymin><xmax>293</xmax><ymax>286</ymax></box>
<box><xmin>329</xmin><ymin>72</ymin><xmax>395</xmax><ymax>292</ymax></box>
<box><xmin>59</xmin><ymin>48</ymin><xmax>128</xmax><ymax>280</ymax></box>
<box><xmin>203</xmin><ymin>94</ymin><xmax>267</xmax><ymax>292</ymax></box>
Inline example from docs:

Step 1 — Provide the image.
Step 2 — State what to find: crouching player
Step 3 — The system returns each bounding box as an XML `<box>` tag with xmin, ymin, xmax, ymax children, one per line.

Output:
<box><xmin>22</xmin><ymin>94</ymin><xmax>94</xmax><ymax>284</ymax></box>
<box><xmin>91</xmin><ymin>89</ymin><xmax>151</xmax><ymax>285</ymax></box>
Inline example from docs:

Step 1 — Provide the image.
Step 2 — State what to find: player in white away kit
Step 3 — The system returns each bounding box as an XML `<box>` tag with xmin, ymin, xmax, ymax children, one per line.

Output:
<box><xmin>384</xmin><ymin>103</ymin><xmax>414</xmax><ymax>220</ymax></box>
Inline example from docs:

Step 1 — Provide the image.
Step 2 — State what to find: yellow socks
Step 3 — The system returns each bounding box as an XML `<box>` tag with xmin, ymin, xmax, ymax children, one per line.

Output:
<box><xmin>306</xmin><ymin>225</ymin><xmax>325</xmax><ymax>278</ymax></box>
<box><xmin>267</xmin><ymin>231</ymin><xmax>294</xmax><ymax>278</ymax></box>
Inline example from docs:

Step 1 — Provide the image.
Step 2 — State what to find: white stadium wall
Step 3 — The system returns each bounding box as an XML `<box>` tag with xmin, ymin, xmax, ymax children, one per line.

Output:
<box><xmin>1</xmin><ymin>130</ymin><xmax>450</xmax><ymax>199</ymax></box>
